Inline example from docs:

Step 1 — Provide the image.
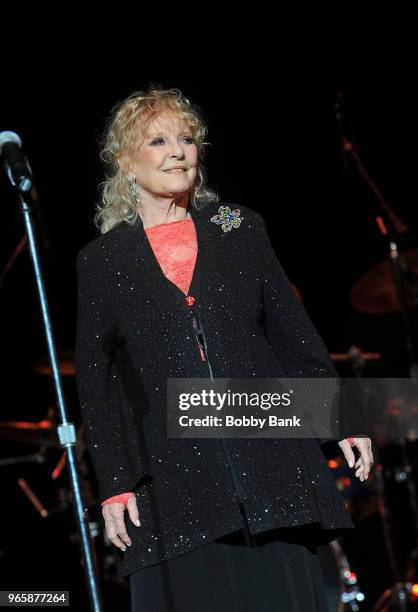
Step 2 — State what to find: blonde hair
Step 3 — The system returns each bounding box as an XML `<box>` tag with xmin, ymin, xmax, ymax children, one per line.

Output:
<box><xmin>95</xmin><ymin>86</ymin><xmax>219</xmax><ymax>234</ymax></box>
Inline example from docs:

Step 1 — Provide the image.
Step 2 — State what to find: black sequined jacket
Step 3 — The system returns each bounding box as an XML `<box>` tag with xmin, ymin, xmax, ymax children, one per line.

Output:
<box><xmin>75</xmin><ymin>202</ymin><xmax>355</xmax><ymax>577</ymax></box>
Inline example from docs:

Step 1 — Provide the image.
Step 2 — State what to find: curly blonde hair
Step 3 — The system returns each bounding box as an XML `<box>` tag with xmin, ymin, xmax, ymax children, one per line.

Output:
<box><xmin>95</xmin><ymin>86</ymin><xmax>219</xmax><ymax>234</ymax></box>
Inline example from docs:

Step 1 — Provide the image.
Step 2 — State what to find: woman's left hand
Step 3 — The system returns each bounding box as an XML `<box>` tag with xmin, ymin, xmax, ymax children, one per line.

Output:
<box><xmin>338</xmin><ymin>437</ymin><xmax>374</xmax><ymax>481</ymax></box>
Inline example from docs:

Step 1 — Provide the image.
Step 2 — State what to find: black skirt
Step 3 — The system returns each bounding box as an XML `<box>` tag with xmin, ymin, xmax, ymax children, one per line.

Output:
<box><xmin>130</xmin><ymin>525</ymin><xmax>330</xmax><ymax>612</ymax></box>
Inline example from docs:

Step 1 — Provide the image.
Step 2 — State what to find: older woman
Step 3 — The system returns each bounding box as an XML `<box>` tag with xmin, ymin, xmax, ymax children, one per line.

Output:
<box><xmin>75</xmin><ymin>87</ymin><xmax>373</xmax><ymax>611</ymax></box>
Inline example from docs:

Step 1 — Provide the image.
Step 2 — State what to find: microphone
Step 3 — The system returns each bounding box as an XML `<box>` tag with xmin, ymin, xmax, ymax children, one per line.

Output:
<box><xmin>0</xmin><ymin>131</ymin><xmax>33</xmax><ymax>192</ymax></box>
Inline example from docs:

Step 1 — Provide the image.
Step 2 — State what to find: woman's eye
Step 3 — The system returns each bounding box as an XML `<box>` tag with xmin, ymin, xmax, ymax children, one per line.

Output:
<box><xmin>150</xmin><ymin>136</ymin><xmax>195</xmax><ymax>145</ymax></box>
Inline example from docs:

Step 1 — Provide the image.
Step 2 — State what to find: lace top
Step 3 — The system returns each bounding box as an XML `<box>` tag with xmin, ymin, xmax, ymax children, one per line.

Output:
<box><xmin>145</xmin><ymin>218</ymin><xmax>197</xmax><ymax>295</ymax></box>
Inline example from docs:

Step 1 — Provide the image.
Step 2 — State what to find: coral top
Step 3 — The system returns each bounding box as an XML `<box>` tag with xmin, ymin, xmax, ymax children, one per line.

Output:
<box><xmin>145</xmin><ymin>217</ymin><xmax>197</xmax><ymax>295</ymax></box>
<box><xmin>101</xmin><ymin>217</ymin><xmax>197</xmax><ymax>508</ymax></box>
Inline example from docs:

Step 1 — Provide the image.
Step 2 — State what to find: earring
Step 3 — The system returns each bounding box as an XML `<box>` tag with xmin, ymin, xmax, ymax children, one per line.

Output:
<box><xmin>127</xmin><ymin>176</ymin><xmax>140</xmax><ymax>202</ymax></box>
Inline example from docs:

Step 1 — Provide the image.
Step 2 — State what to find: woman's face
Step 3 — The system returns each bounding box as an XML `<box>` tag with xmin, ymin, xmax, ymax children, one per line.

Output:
<box><xmin>129</xmin><ymin>112</ymin><xmax>198</xmax><ymax>201</ymax></box>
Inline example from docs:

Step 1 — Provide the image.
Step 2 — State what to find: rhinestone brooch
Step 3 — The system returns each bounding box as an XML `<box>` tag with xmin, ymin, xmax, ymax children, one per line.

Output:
<box><xmin>210</xmin><ymin>205</ymin><xmax>244</xmax><ymax>233</ymax></box>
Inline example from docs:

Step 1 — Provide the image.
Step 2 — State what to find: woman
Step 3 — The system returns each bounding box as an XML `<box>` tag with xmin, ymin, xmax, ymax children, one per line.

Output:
<box><xmin>75</xmin><ymin>86</ymin><xmax>373</xmax><ymax>611</ymax></box>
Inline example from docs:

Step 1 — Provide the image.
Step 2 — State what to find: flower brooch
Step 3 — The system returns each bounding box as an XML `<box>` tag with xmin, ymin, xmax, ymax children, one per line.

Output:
<box><xmin>210</xmin><ymin>205</ymin><xmax>244</xmax><ymax>233</ymax></box>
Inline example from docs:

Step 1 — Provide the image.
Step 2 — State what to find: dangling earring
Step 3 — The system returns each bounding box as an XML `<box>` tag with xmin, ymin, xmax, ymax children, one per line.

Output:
<box><xmin>127</xmin><ymin>176</ymin><xmax>140</xmax><ymax>203</ymax></box>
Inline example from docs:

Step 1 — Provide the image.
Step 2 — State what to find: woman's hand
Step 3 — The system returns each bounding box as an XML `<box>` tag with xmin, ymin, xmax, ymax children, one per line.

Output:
<box><xmin>338</xmin><ymin>437</ymin><xmax>374</xmax><ymax>481</ymax></box>
<box><xmin>102</xmin><ymin>495</ymin><xmax>141</xmax><ymax>552</ymax></box>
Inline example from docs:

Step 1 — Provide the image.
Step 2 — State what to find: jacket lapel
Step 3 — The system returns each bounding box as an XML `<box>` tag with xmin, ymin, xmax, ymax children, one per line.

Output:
<box><xmin>123</xmin><ymin>203</ymin><xmax>211</xmax><ymax>304</ymax></box>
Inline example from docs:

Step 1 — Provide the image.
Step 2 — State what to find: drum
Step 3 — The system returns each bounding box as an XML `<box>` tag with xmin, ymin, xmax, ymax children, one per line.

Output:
<box><xmin>318</xmin><ymin>540</ymin><xmax>365</xmax><ymax>611</ymax></box>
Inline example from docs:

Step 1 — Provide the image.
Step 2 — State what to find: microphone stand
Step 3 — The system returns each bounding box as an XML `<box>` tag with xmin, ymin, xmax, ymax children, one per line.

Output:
<box><xmin>3</xmin><ymin>177</ymin><xmax>104</xmax><ymax>611</ymax></box>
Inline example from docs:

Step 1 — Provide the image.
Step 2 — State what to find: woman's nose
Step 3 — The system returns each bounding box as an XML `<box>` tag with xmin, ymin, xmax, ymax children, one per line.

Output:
<box><xmin>169</xmin><ymin>141</ymin><xmax>185</xmax><ymax>157</ymax></box>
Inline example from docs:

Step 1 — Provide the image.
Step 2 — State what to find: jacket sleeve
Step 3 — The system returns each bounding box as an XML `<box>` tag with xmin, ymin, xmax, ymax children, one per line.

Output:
<box><xmin>254</xmin><ymin>211</ymin><xmax>363</xmax><ymax>445</ymax></box>
<box><xmin>75</xmin><ymin>248</ymin><xmax>145</xmax><ymax>502</ymax></box>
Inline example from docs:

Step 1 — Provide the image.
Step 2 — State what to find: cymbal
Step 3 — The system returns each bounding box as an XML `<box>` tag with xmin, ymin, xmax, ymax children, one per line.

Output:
<box><xmin>349</xmin><ymin>248</ymin><xmax>418</xmax><ymax>314</ymax></box>
<box><xmin>33</xmin><ymin>350</ymin><xmax>75</xmax><ymax>376</ymax></box>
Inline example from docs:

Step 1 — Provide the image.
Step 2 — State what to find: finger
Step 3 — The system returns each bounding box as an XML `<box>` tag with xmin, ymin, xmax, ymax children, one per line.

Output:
<box><xmin>127</xmin><ymin>495</ymin><xmax>141</xmax><ymax>527</ymax></box>
<box><xmin>109</xmin><ymin>535</ymin><xmax>128</xmax><ymax>551</ymax></box>
<box><xmin>355</xmin><ymin>440</ymin><xmax>371</xmax><ymax>478</ymax></box>
<box><xmin>353</xmin><ymin>437</ymin><xmax>374</xmax><ymax>481</ymax></box>
<box><xmin>103</xmin><ymin>506</ymin><xmax>133</xmax><ymax>547</ymax></box>
<box><xmin>338</xmin><ymin>439</ymin><xmax>355</xmax><ymax>468</ymax></box>
<box><xmin>104</xmin><ymin>518</ymin><xmax>128</xmax><ymax>551</ymax></box>
<box><xmin>355</xmin><ymin>466</ymin><xmax>365</xmax><ymax>479</ymax></box>
<box><xmin>354</xmin><ymin>459</ymin><xmax>367</xmax><ymax>481</ymax></box>
<box><xmin>362</xmin><ymin>438</ymin><xmax>374</xmax><ymax>466</ymax></box>
<box><xmin>111</xmin><ymin>515</ymin><xmax>132</xmax><ymax>547</ymax></box>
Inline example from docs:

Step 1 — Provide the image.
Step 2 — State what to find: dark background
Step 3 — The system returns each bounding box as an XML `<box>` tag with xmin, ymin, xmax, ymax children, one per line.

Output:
<box><xmin>1</xmin><ymin>48</ymin><xmax>417</xmax><ymax>609</ymax></box>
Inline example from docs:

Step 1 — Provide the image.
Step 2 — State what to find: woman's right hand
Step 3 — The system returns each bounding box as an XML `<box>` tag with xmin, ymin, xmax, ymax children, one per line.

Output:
<box><xmin>102</xmin><ymin>495</ymin><xmax>141</xmax><ymax>551</ymax></box>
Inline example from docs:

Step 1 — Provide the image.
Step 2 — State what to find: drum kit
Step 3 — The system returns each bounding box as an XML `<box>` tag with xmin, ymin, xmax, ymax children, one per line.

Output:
<box><xmin>323</xmin><ymin>240</ymin><xmax>418</xmax><ymax>610</ymax></box>
<box><xmin>0</xmin><ymin>371</ymin><xmax>124</xmax><ymax>592</ymax></box>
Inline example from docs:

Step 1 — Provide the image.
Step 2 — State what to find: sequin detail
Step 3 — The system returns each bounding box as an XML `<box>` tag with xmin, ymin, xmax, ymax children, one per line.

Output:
<box><xmin>74</xmin><ymin>201</ymin><xmax>354</xmax><ymax>578</ymax></box>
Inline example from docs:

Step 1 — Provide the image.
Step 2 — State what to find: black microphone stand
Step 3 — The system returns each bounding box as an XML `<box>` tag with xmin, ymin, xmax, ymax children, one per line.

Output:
<box><xmin>2</xmin><ymin>159</ymin><xmax>104</xmax><ymax>611</ymax></box>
